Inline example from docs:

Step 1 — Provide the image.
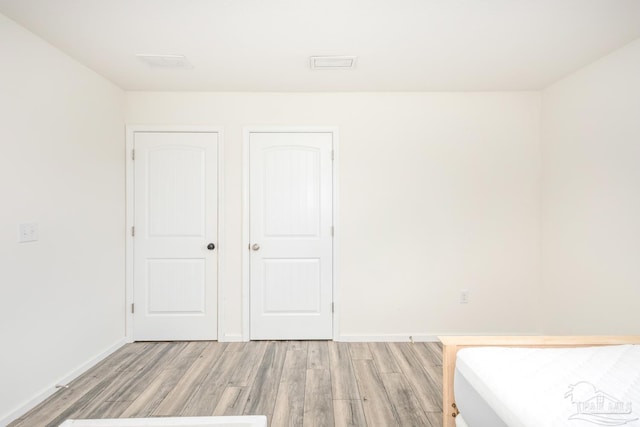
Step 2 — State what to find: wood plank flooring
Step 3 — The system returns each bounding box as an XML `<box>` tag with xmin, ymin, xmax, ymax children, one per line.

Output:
<box><xmin>9</xmin><ymin>341</ymin><xmax>443</xmax><ymax>427</ymax></box>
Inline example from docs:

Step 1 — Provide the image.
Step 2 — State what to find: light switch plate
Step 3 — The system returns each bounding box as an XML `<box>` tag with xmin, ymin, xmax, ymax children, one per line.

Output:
<box><xmin>19</xmin><ymin>222</ymin><xmax>38</xmax><ymax>243</ymax></box>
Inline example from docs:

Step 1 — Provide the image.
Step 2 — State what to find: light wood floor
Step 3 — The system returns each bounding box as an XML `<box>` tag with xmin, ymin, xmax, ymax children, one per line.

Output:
<box><xmin>10</xmin><ymin>341</ymin><xmax>443</xmax><ymax>427</ymax></box>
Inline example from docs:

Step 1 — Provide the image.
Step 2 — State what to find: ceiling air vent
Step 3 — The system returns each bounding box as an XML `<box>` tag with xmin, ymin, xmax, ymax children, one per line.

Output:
<box><xmin>136</xmin><ymin>54</ymin><xmax>193</xmax><ymax>69</ymax></box>
<box><xmin>310</xmin><ymin>56</ymin><xmax>357</xmax><ymax>70</ymax></box>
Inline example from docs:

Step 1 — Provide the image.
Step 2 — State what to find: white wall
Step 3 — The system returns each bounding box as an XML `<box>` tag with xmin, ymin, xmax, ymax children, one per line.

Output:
<box><xmin>541</xmin><ymin>38</ymin><xmax>640</xmax><ymax>334</ymax></box>
<box><xmin>126</xmin><ymin>91</ymin><xmax>543</xmax><ymax>340</ymax></box>
<box><xmin>0</xmin><ymin>13</ymin><xmax>125</xmax><ymax>423</ymax></box>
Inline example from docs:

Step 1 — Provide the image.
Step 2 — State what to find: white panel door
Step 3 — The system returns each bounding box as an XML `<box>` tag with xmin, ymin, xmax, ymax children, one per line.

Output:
<box><xmin>249</xmin><ymin>132</ymin><xmax>333</xmax><ymax>339</ymax></box>
<box><xmin>133</xmin><ymin>131</ymin><xmax>218</xmax><ymax>341</ymax></box>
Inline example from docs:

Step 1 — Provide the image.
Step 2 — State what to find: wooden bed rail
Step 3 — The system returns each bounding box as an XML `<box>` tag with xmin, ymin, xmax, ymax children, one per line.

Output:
<box><xmin>438</xmin><ymin>335</ymin><xmax>640</xmax><ymax>427</ymax></box>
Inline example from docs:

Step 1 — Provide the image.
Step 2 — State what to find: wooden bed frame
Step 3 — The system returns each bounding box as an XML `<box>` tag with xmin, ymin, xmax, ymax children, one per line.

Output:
<box><xmin>438</xmin><ymin>335</ymin><xmax>640</xmax><ymax>427</ymax></box>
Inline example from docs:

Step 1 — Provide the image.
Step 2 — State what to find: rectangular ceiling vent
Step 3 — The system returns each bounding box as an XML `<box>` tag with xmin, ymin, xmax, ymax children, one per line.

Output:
<box><xmin>310</xmin><ymin>56</ymin><xmax>357</xmax><ymax>70</ymax></box>
<box><xmin>136</xmin><ymin>54</ymin><xmax>193</xmax><ymax>69</ymax></box>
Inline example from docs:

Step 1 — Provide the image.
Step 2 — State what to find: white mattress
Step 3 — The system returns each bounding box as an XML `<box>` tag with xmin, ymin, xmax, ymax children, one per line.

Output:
<box><xmin>455</xmin><ymin>345</ymin><xmax>640</xmax><ymax>427</ymax></box>
<box><xmin>455</xmin><ymin>414</ymin><xmax>469</xmax><ymax>427</ymax></box>
<box><xmin>454</xmin><ymin>365</ymin><xmax>508</xmax><ymax>427</ymax></box>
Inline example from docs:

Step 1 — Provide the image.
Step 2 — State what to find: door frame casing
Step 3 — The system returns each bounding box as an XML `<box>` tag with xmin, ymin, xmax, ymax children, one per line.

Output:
<box><xmin>242</xmin><ymin>126</ymin><xmax>340</xmax><ymax>341</ymax></box>
<box><xmin>125</xmin><ymin>125</ymin><xmax>225</xmax><ymax>342</ymax></box>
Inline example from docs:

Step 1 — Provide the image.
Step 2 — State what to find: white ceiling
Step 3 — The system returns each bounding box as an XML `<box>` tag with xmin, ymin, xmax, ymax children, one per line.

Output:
<box><xmin>1</xmin><ymin>0</ymin><xmax>640</xmax><ymax>92</ymax></box>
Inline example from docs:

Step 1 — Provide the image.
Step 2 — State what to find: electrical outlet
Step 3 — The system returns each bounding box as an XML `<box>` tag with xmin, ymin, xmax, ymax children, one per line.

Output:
<box><xmin>460</xmin><ymin>289</ymin><xmax>470</xmax><ymax>304</ymax></box>
<box><xmin>18</xmin><ymin>222</ymin><xmax>38</xmax><ymax>243</ymax></box>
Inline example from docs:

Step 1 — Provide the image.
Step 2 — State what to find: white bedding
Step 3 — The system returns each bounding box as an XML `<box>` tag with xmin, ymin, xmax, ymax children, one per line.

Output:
<box><xmin>456</xmin><ymin>345</ymin><xmax>640</xmax><ymax>427</ymax></box>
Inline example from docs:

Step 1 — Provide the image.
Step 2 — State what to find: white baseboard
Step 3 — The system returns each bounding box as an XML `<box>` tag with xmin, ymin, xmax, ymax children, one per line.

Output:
<box><xmin>336</xmin><ymin>334</ymin><xmax>441</xmax><ymax>342</ymax></box>
<box><xmin>1</xmin><ymin>337</ymin><xmax>128</xmax><ymax>427</ymax></box>
<box><xmin>335</xmin><ymin>332</ymin><xmax>542</xmax><ymax>342</ymax></box>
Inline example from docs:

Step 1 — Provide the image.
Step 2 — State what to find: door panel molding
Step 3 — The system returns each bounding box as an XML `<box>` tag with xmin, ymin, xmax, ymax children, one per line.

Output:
<box><xmin>125</xmin><ymin>125</ymin><xmax>224</xmax><ymax>342</ymax></box>
<box><xmin>242</xmin><ymin>127</ymin><xmax>339</xmax><ymax>341</ymax></box>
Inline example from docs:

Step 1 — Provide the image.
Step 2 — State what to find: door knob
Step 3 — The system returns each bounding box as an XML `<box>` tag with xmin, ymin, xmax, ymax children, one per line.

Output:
<box><xmin>251</xmin><ymin>243</ymin><xmax>260</xmax><ymax>251</ymax></box>
<box><xmin>207</xmin><ymin>243</ymin><xmax>215</xmax><ymax>250</ymax></box>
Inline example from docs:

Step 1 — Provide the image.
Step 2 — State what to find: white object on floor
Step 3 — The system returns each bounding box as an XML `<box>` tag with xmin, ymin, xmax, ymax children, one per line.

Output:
<box><xmin>59</xmin><ymin>416</ymin><xmax>268</xmax><ymax>427</ymax></box>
